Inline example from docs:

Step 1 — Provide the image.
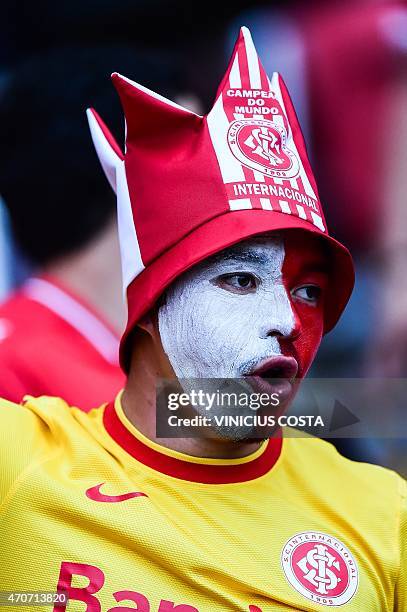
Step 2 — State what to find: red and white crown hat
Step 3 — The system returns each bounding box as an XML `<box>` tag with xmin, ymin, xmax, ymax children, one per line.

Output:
<box><xmin>87</xmin><ymin>26</ymin><xmax>354</xmax><ymax>370</ymax></box>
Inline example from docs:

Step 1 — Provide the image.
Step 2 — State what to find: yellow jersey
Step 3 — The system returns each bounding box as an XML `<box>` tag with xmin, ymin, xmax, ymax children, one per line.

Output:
<box><xmin>0</xmin><ymin>393</ymin><xmax>405</xmax><ymax>611</ymax></box>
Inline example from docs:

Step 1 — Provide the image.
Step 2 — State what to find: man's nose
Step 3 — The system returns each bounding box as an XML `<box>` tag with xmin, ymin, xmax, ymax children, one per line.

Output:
<box><xmin>258</xmin><ymin>289</ymin><xmax>301</xmax><ymax>340</ymax></box>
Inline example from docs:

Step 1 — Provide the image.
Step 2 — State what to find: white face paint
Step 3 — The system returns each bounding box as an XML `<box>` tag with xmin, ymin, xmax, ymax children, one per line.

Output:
<box><xmin>158</xmin><ymin>235</ymin><xmax>295</xmax><ymax>379</ymax></box>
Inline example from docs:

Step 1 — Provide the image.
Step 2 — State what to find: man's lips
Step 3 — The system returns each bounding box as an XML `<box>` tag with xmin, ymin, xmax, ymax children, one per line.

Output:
<box><xmin>244</xmin><ymin>356</ymin><xmax>299</xmax><ymax>405</ymax></box>
<box><xmin>248</xmin><ymin>355</ymin><xmax>298</xmax><ymax>380</ymax></box>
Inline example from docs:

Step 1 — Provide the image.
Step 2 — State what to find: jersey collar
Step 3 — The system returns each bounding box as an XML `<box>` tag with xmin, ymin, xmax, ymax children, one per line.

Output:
<box><xmin>103</xmin><ymin>393</ymin><xmax>282</xmax><ymax>484</ymax></box>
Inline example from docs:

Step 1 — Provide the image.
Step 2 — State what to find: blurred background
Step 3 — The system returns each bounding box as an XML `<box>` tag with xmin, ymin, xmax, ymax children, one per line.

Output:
<box><xmin>0</xmin><ymin>0</ymin><xmax>406</xmax><ymax>473</ymax></box>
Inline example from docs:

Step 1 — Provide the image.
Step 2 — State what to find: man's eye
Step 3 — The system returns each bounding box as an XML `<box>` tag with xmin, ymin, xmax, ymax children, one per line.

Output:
<box><xmin>292</xmin><ymin>285</ymin><xmax>321</xmax><ymax>304</ymax></box>
<box><xmin>217</xmin><ymin>273</ymin><xmax>257</xmax><ymax>293</ymax></box>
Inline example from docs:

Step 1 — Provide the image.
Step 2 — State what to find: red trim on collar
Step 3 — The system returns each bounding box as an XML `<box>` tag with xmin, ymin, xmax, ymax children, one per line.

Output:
<box><xmin>103</xmin><ymin>401</ymin><xmax>282</xmax><ymax>484</ymax></box>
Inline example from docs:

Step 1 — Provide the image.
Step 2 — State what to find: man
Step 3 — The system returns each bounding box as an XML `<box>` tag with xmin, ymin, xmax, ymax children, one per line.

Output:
<box><xmin>0</xmin><ymin>28</ymin><xmax>405</xmax><ymax>610</ymax></box>
<box><xmin>0</xmin><ymin>47</ymin><xmax>129</xmax><ymax>409</ymax></box>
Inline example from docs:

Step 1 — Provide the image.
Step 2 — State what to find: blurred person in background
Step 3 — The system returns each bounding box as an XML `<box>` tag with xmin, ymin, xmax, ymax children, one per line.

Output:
<box><xmin>299</xmin><ymin>0</ymin><xmax>407</xmax><ymax>373</ymax></box>
<box><xmin>302</xmin><ymin>0</ymin><xmax>407</xmax><ymax>474</ymax></box>
<box><xmin>0</xmin><ymin>46</ymin><xmax>184</xmax><ymax>410</ymax></box>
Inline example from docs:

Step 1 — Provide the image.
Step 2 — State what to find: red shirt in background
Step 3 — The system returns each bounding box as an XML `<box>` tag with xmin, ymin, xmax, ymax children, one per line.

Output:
<box><xmin>300</xmin><ymin>0</ymin><xmax>407</xmax><ymax>251</ymax></box>
<box><xmin>0</xmin><ymin>276</ymin><xmax>125</xmax><ymax>411</ymax></box>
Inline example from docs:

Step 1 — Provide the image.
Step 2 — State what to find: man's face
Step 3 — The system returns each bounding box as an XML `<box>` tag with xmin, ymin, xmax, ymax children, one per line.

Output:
<box><xmin>158</xmin><ymin>230</ymin><xmax>328</xmax><ymax>382</ymax></box>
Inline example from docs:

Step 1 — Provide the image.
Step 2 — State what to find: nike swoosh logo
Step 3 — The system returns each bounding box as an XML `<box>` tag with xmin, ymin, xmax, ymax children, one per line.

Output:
<box><xmin>86</xmin><ymin>483</ymin><xmax>148</xmax><ymax>503</ymax></box>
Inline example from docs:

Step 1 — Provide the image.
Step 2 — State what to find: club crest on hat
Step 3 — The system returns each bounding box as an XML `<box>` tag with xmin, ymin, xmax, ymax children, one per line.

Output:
<box><xmin>281</xmin><ymin>531</ymin><xmax>359</xmax><ymax>606</ymax></box>
<box><xmin>227</xmin><ymin>118</ymin><xmax>300</xmax><ymax>178</ymax></box>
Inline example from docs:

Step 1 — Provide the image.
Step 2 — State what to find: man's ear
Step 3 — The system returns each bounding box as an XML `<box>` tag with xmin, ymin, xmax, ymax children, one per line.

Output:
<box><xmin>138</xmin><ymin>292</ymin><xmax>167</xmax><ymax>335</ymax></box>
<box><xmin>137</xmin><ymin>308</ymin><xmax>159</xmax><ymax>338</ymax></box>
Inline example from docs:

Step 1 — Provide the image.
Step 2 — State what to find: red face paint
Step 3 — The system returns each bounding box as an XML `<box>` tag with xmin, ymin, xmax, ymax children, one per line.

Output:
<box><xmin>281</xmin><ymin>230</ymin><xmax>329</xmax><ymax>378</ymax></box>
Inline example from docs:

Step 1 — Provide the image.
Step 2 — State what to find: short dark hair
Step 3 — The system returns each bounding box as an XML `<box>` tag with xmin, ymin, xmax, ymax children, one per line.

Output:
<box><xmin>0</xmin><ymin>45</ymin><xmax>180</xmax><ymax>265</ymax></box>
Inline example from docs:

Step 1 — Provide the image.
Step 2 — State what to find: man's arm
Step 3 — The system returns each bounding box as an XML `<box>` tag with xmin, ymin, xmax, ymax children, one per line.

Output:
<box><xmin>0</xmin><ymin>400</ymin><xmax>45</xmax><ymax>509</ymax></box>
<box><xmin>395</xmin><ymin>478</ymin><xmax>407</xmax><ymax>610</ymax></box>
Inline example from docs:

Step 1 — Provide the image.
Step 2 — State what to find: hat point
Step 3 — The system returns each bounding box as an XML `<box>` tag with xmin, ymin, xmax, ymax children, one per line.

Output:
<box><xmin>111</xmin><ymin>71</ymin><xmax>124</xmax><ymax>83</ymax></box>
<box><xmin>86</xmin><ymin>106</ymin><xmax>123</xmax><ymax>193</ymax></box>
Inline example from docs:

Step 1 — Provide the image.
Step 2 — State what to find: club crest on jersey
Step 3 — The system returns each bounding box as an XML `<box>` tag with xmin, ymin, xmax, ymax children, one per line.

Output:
<box><xmin>227</xmin><ymin>118</ymin><xmax>299</xmax><ymax>179</ymax></box>
<box><xmin>281</xmin><ymin>531</ymin><xmax>359</xmax><ymax>606</ymax></box>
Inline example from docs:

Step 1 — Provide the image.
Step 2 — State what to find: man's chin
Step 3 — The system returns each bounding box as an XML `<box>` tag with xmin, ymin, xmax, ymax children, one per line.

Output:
<box><xmin>206</xmin><ymin>420</ymin><xmax>279</xmax><ymax>443</ymax></box>
<box><xmin>167</xmin><ymin>375</ymin><xmax>300</xmax><ymax>441</ymax></box>
<box><xmin>209</xmin><ymin>423</ymin><xmax>260</xmax><ymax>443</ymax></box>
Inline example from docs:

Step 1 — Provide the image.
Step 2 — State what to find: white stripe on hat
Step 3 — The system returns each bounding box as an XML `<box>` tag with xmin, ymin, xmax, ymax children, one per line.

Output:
<box><xmin>229</xmin><ymin>53</ymin><xmax>242</xmax><ymax>88</ymax></box>
<box><xmin>296</xmin><ymin>204</ymin><xmax>307</xmax><ymax>219</ymax></box>
<box><xmin>279</xmin><ymin>200</ymin><xmax>291</xmax><ymax>214</ymax></box>
<box><xmin>86</xmin><ymin>109</ymin><xmax>120</xmax><ymax>193</ymax></box>
<box><xmin>311</xmin><ymin>211</ymin><xmax>326</xmax><ymax>231</ymax></box>
<box><xmin>241</xmin><ymin>27</ymin><xmax>262</xmax><ymax>89</ymax></box>
<box><xmin>116</xmin><ymin>162</ymin><xmax>145</xmax><ymax>295</ymax></box>
<box><xmin>229</xmin><ymin>198</ymin><xmax>252</xmax><ymax>210</ymax></box>
<box><xmin>260</xmin><ymin>198</ymin><xmax>273</xmax><ymax>210</ymax></box>
<box><xmin>207</xmin><ymin>95</ymin><xmax>246</xmax><ymax>183</ymax></box>
<box><xmin>86</xmin><ymin>108</ymin><xmax>144</xmax><ymax>294</ymax></box>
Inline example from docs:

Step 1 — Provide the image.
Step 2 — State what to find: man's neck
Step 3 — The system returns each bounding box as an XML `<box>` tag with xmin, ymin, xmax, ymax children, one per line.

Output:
<box><xmin>122</xmin><ymin>335</ymin><xmax>262</xmax><ymax>460</ymax></box>
<box><xmin>44</xmin><ymin>218</ymin><xmax>126</xmax><ymax>334</ymax></box>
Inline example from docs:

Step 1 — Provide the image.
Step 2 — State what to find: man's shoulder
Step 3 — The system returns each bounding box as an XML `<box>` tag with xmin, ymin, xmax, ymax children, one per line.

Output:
<box><xmin>0</xmin><ymin>394</ymin><xmax>101</xmax><ymax>432</ymax></box>
<box><xmin>284</xmin><ymin>434</ymin><xmax>405</xmax><ymax>506</ymax></box>
<box><xmin>0</xmin><ymin>395</ymin><xmax>107</xmax><ymax>460</ymax></box>
<box><xmin>0</xmin><ymin>395</ymin><xmax>104</xmax><ymax>504</ymax></box>
<box><xmin>0</xmin><ymin>396</ymin><xmax>62</xmax><ymax>503</ymax></box>
<box><xmin>0</xmin><ymin>395</ymin><xmax>79</xmax><ymax>459</ymax></box>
